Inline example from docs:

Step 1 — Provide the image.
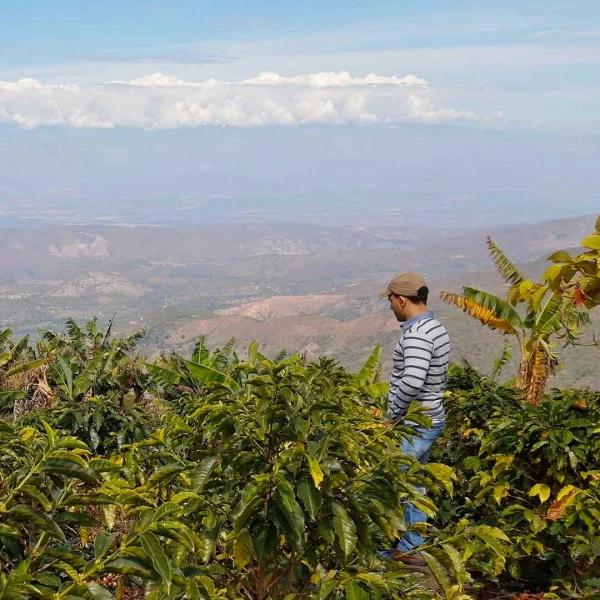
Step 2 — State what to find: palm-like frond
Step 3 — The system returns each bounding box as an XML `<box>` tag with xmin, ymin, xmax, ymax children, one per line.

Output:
<box><xmin>0</xmin><ymin>352</ymin><xmax>13</xmax><ymax>368</ymax></box>
<box><xmin>121</xmin><ymin>328</ymin><xmax>146</xmax><ymax>351</ymax></box>
<box><xmin>464</xmin><ymin>287</ymin><xmax>525</xmax><ymax>327</ymax></box>
<box><xmin>487</xmin><ymin>237</ymin><xmax>526</xmax><ymax>285</ymax></box>
<box><xmin>65</xmin><ymin>318</ymin><xmax>87</xmax><ymax>357</ymax></box>
<box><xmin>212</xmin><ymin>338</ymin><xmax>236</xmax><ymax>371</ymax></box>
<box><xmin>146</xmin><ymin>363</ymin><xmax>182</xmax><ymax>387</ymax></box>
<box><xmin>4</xmin><ymin>358</ymin><xmax>48</xmax><ymax>379</ymax></box>
<box><xmin>192</xmin><ymin>336</ymin><xmax>210</xmax><ymax>365</ymax></box>
<box><xmin>274</xmin><ymin>349</ymin><xmax>288</xmax><ymax>362</ymax></box>
<box><xmin>0</xmin><ymin>328</ymin><xmax>13</xmax><ymax>350</ymax></box>
<box><xmin>40</xmin><ymin>330</ymin><xmax>66</xmax><ymax>346</ymax></box>
<box><xmin>440</xmin><ymin>289</ymin><xmax>520</xmax><ymax>334</ymax></box>
<box><xmin>11</xmin><ymin>336</ymin><xmax>31</xmax><ymax>360</ymax></box>
<box><xmin>184</xmin><ymin>360</ymin><xmax>240</xmax><ymax>391</ymax></box>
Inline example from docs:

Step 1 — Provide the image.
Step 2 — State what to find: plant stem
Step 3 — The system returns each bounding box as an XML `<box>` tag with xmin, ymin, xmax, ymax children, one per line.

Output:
<box><xmin>284</xmin><ymin>551</ymin><xmax>297</xmax><ymax>595</ymax></box>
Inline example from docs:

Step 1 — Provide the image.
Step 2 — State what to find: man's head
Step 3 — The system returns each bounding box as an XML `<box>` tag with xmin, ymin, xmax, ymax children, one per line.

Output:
<box><xmin>378</xmin><ymin>272</ymin><xmax>429</xmax><ymax>322</ymax></box>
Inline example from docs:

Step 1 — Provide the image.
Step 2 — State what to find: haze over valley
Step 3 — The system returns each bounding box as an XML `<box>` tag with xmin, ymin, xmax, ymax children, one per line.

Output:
<box><xmin>0</xmin><ymin>214</ymin><xmax>597</xmax><ymax>389</ymax></box>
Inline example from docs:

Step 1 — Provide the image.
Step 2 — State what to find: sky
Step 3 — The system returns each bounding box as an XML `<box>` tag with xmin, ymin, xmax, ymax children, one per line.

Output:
<box><xmin>0</xmin><ymin>0</ymin><xmax>598</xmax><ymax>227</ymax></box>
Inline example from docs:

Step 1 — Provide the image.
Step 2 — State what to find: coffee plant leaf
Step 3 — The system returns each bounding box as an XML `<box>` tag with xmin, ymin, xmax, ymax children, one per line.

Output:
<box><xmin>105</xmin><ymin>557</ymin><xmax>153</xmax><ymax>577</ymax></box>
<box><xmin>331</xmin><ymin>501</ymin><xmax>357</xmax><ymax>561</ymax></box>
<box><xmin>7</xmin><ymin>505</ymin><xmax>66</xmax><ymax>542</ymax></box>
<box><xmin>141</xmin><ymin>532</ymin><xmax>172</xmax><ymax>588</ymax></box>
<box><xmin>317</xmin><ymin>579</ymin><xmax>338</xmax><ymax>600</ymax></box>
<box><xmin>85</xmin><ymin>582</ymin><xmax>113</xmax><ymax>600</ymax></box>
<box><xmin>41</xmin><ymin>451</ymin><xmax>98</xmax><ymax>484</ymax></box>
<box><xmin>297</xmin><ymin>474</ymin><xmax>322</xmax><ymax>520</ymax></box>
<box><xmin>145</xmin><ymin>464</ymin><xmax>185</xmax><ymax>489</ymax></box>
<box><xmin>18</xmin><ymin>485</ymin><xmax>52</xmax><ymax>511</ymax></box>
<box><xmin>307</xmin><ymin>455</ymin><xmax>324</xmax><ymax>489</ymax></box>
<box><xmin>421</xmin><ymin>550</ymin><xmax>453</xmax><ymax>595</ymax></box>
<box><xmin>232</xmin><ymin>480</ymin><xmax>266</xmax><ymax>531</ymax></box>
<box><xmin>94</xmin><ymin>531</ymin><xmax>116</xmax><ymax>559</ymax></box>
<box><xmin>274</xmin><ymin>475</ymin><xmax>305</xmax><ymax>551</ymax></box>
<box><xmin>252</xmin><ymin>521</ymin><xmax>277</xmax><ymax>561</ymax></box>
<box><xmin>345</xmin><ymin>580</ymin><xmax>367</xmax><ymax>600</ymax></box>
<box><xmin>232</xmin><ymin>529</ymin><xmax>253</xmax><ymax>569</ymax></box>
<box><xmin>190</xmin><ymin>456</ymin><xmax>217</xmax><ymax>493</ymax></box>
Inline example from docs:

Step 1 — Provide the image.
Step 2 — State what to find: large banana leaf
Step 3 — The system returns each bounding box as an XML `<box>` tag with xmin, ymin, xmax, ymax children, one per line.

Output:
<box><xmin>65</xmin><ymin>318</ymin><xmax>87</xmax><ymax>357</ymax></box>
<box><xmin>146</xmin><ymin>363</ymin><xmax>182</xmax><ymax>387</ymax></box>
<box><xmin>441</xmin><ymin>290</ymin><xmax>518</xmax><ymax>334</ymax></box>
<box><xmin>5</xmin><ymin>358</ymin><xmax>49</xmax><ymax>378</ymax></box>
<box><xmin>463</xmin><ymin>288</ymin><xmax>525</xmax><ymax>328</ymax></box>
<box><xmin>441</xmin><ymin>287</ymin><xmax>524</xmax><ymax>335</ymax></box>
<box><xmin>0</xmin><ymin>328</ymin><xmax>13</xmax><ymax>349</ymax></box>
<box><xmin>210</xmin><ymin>338</ymin><xmax>236</xmax><ymax>371</ymax></box>
<box><xmin>191</xmin><ymin>336</ymin><xmax>210</xmax><ymax>365</ymax></box>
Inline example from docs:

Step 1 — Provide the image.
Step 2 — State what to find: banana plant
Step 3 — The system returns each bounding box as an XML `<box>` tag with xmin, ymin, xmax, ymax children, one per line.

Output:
<box><xmin>440</xmin><ymin>238</ymin><xmax>578</xmax><ymax>404</ymax></box>
<box><xmin>37</xmin><ymin>318</ymin><xmax>148</xmax><ymax>406</ymax></box>
<box><xmin>147</xmin><ymin>336</ymin><xmax>241</xmax><ymax>403</ymax></box>
<box><xmin>0</xmin><ymin>328</ymin><xmax>52</xmax><ymax>419</ymax></box>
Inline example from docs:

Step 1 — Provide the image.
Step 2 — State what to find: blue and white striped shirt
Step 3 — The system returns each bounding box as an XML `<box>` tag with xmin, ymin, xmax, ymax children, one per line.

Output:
<box><xmin>388</xmin><ymin>311</ymin><xmax>450</xmax><ymax>426</ymax></box>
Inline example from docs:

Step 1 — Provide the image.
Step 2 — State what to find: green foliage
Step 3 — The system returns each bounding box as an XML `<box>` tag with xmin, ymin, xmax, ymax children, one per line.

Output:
<box><xmin>50</xmin><ymin>394</ymin><xmax>153</xmax><ymax>454</ymax></box>
<box><xmin>160</xmin><ymin>347</ymin><xmax>491</xmax><ymax>598</ymax></box>
<box><xmin>542</xmin><ymin>215</ymin><xmax>600</xmax><ymax>310</ymax></box>
<box><xmin>473</xmin><ymin>390</ymin><xmax>600</xmax><ymax>583</ymax></box>
<box><xmin>0</xmin><ymin>328</ymin><xmax>515</xmax><ymax>599</ymax></box>
<box><xmin>442</xmin><ymin>218</ymin><xmax>600</xmax><ymax>403</ymax></box>
<box><xmin>437</xmin><ymin>364</ymin><xmax>600</xmax><ymax>596</ymax></box>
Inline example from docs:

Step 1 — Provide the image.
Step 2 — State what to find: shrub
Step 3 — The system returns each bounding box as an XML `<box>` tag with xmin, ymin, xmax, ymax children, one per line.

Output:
<box><xmin>1</xmin><ymin>335</ymin><xmax>512</xmax><ymax>600</ymax></box>
<box><xmin>438</xmin><ymin>364</ymin><xmax>600</xmax><ymax>596</ymax></box>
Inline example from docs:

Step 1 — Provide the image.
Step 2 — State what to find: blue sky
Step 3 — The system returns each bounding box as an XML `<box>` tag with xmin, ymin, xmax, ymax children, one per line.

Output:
<box><xmin>1</xmin><ymin>0</ymin><xmax>599</xmax><ymax>131</ymax></box>
<box><xmin>0</xmin><ymin>1</ymin><xmax>598</xmax><ymax>227</ymax></box>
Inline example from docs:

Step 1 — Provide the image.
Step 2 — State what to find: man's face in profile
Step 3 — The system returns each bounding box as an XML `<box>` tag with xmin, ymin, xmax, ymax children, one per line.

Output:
<box><xmin>388</xmin><ymin>293</ymin><xmax>408</xmax><ymax>322</ymax></box>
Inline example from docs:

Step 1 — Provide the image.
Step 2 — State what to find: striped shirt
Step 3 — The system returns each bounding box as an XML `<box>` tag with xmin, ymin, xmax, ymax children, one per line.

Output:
<box><xmin>388</xmin><ymin>311</ymin><xmax>450</xmax><ymax>426</ymax></box>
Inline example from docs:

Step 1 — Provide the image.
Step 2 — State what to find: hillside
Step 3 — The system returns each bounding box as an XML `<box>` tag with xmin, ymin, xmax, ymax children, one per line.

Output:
<box><xmin>163</xmin><ymin>260</ymin><xmax>600</xmax><ymax>390</ymax></box>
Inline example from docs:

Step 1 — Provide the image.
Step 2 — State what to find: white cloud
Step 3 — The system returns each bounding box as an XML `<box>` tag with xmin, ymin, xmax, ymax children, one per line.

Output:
<box><xmin>0</xmin><ymin>71</ymin><xmax>476</xmax><ymax>129</ymax></box>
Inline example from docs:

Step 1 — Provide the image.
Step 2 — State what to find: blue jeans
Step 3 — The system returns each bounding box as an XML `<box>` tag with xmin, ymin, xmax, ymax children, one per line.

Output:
<box><xmin>395</xmin><ymin>423</ymin><xmax>444</xmax><ymax>553</ymax></box>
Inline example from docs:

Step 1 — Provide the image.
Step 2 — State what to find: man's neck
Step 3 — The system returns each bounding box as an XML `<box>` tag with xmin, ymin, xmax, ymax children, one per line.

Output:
<box><xmin>404</xmin><ymin>304</ymin><xmax>429</xmax><ymax>321</ymax></box>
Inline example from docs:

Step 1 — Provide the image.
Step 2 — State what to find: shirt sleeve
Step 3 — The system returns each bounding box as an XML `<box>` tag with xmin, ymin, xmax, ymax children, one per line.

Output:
<box><xmin>388</xmin><ymin>332</ymin><xmax>434</xmax><ymax>422</ymax></box>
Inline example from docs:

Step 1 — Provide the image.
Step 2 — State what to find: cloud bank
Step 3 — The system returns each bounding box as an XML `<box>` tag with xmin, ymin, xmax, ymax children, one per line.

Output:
<box><xmin>0</xmin><ymin>71</ymin><xmax>477</xmax><ymax>129</ymax></box>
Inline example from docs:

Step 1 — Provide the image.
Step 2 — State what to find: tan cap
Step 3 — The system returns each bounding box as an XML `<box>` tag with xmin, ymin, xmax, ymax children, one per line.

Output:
<box><xmin>378</xmin><ymin>272</ymin><xmax>428</xmax><ymax>298</ymax></box>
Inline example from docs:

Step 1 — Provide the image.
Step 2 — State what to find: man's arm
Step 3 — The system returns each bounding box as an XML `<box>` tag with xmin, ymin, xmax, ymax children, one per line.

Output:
<box><xmin>389</xmin><ymin>332</ymin><xmax>434</xmax><ymax>423</ymax></box>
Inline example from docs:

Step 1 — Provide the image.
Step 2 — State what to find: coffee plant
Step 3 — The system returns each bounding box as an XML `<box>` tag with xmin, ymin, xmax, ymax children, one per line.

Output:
<box><xmin>0</xmin><ymin>323</ymin><xmax>515</xmax><ymax>600</ymax></box>
<box><xmin>436</xmin><ymin>365</ymin><xmax>600</xmax><ymax>597</ymax></box>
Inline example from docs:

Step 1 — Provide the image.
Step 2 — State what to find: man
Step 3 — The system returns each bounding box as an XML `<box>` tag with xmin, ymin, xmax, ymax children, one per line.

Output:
<box><xmin>378</xmin><ymin>272</ymin><xmax>450</xmax><ymax>566</ymax></box>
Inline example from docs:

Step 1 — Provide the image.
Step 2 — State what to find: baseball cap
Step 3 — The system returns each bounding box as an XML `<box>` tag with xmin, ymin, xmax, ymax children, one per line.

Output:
<box><xmin>378</xmin><ymin>272</ymin><xmax>428</xmax><ymax>298</ymax></box>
